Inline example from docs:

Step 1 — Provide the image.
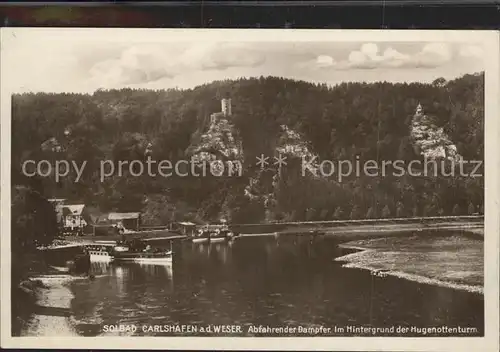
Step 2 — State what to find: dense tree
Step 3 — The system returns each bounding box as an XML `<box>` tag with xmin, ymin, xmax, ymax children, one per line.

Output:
<box><xmin>350</xmin><ymin>205</ymin><xmax>362</xmax><ymax>220</ymax></box>
<box><xmin>11</xmin><ymin>183</ymin><xmax>58</xmax><ymax>298</ymax></box>
<box><xmin>468</xmin><ymin>202</ymin><xmax>476</xmax><ymax>215</ymax></box>
<box><xmin>333</xmin><ymin>207</ymin><xmax>343</xmax><ymax>220</ymax></box>
<box><xmin>381</xmin><ymin>205</ymin><xmax>391</xmax><ymax>218</ymax></box>
<box><xmin>396</xmin><ymin>202</ymin><xmax>405</xmax><ymax>218</ymax></box>
<box><xmin>366</xmin><ymin>207</ymin><xmax>375</xmax><ymax>219</ymax></box>
<box><xmin>11</xmin><ymin>73</ymin><xmax>484</xmax><ymax>224</ymax></box>
<box><xmin>12</xmin><ymin>184</ymin><xmax>58</xmax><ymax>254</ymax></box>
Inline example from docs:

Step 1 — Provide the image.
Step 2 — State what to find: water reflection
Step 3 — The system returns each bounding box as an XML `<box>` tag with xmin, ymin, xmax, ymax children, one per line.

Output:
<box><xmin>196</xmin><ymin>243</ymin><xmax>211</xmax><ymax>255</ymax></box>
<box><xmin>71</xmin><ymin>261</ymin><xmax>176</xmax><ymax>336</ymax></box>
<box><xmin>138</xmin><ymin>263</ymin><xmax>174</xmax><ymax>286</ymax></box>
<box><xmin>90</xmin><ymin>262</ymin><xmax>112</xmax><ymax>276</ymax></box>
<box><xmin>212</xmin><ymin>243</ymin><xmax>230</xmax><ymax>263</ymax></box>
<box><xmin>90</xmin><ymin>261</ymin><xmax>173</xmax><ymax>280</ymax></box>
<box><xmin>113</xmin><ymin>266</ymin><xmax>126</xmax><ymax>296</ymax></box>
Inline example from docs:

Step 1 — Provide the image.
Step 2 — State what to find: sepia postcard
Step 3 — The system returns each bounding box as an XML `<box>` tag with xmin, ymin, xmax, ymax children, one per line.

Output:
<box><xmin>0</xmin><ymin>28</ymin><xmax>499</xmax><ymax>351</ymax></box>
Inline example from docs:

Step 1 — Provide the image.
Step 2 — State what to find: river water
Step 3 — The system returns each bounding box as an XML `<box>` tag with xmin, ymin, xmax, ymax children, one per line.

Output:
<box><xmin>48</xmin><ymin>234</ymin><xmax>483</xmax><ymax>337</ymax></box>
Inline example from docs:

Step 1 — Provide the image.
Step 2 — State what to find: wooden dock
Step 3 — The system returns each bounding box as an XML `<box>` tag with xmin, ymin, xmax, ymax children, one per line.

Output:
<box><xmin>39</xmin><ymin>234</ymin><xmax>188</xmax><ymax>251</ymax></box>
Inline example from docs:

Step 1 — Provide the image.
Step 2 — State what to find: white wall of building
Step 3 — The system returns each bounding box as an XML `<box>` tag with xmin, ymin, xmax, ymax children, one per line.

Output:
<box><xmin>221</xmin><ymin>98</ymin><xmax>231</xmax><ymax>116</ymax></box>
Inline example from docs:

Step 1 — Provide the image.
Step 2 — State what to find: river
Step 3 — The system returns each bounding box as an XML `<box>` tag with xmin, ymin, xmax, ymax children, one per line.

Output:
<box><xmin>36</xmin><ymin>232</ymin><xmax>483</xmax><ymax>337</ymax></box>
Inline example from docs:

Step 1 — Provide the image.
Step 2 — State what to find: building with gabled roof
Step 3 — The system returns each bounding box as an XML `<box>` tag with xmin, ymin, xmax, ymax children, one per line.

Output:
<box><xmin>108</xmin><ymin>212</ymin><xmax>141</xmax><ymax>231</ymax></box>
<box><xmin>61</xmin><ymin>204</ymin><xmax>87</xmax><ymax>233</ymax></box>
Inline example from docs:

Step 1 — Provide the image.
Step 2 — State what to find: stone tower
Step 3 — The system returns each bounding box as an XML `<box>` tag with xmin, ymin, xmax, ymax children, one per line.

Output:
<box><xmin>221</xmin><ymin>93</ymin><xmax>232</xmax><ymax>117</ymax></box>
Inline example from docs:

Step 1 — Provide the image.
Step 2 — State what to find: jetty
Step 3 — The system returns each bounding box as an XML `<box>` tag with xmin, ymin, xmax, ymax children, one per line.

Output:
<box><xmin>38</xmin><ymin>230</ymin><xmax>187</xmax><ymax>251</ymax></box>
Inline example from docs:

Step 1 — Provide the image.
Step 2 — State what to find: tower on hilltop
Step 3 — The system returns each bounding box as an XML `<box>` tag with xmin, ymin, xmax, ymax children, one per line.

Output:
<box><xmin>221</xmin><ymin>92</ymin><xmax>232</xmax><ymax>117</ymax></box>
<box><xmin>210</xmin><ymin>93</ymin><xmax>232</xmax><ymax>124</ymax></box>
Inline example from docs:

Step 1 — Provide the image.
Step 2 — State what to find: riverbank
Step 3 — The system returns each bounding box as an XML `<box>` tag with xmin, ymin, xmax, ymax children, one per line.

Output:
<box><xmin>335</xmin><ymin>233</ymin><xmax>484</xmax><ymax>294</ymax></box>
<box><xmin>236</xmin><ymin>218</ymin><xmax>483</xmax><ymax>239</ymax></box>
<box><xmin>12</xmin><ymin>253</ymin><xmax>84</xmax><ymax>337</ymax></box>
<box><xmin>291</xmin><ymin>221</ymin><xmax>483</xmax><ymax>238</ymax></box>
<box><xmin>20</xmin><ymin>275</ymin><xmax>80</xmax><ymax>336</ymax></box>
<box><xmin>39</xmin><ymin>217</ymin><xmax>483</xmax><ymax>250</ymax></box>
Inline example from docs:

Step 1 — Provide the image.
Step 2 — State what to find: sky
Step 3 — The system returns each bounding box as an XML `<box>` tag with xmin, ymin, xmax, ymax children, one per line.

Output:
<box><xmin>1</xmin><ymin>29</ymin><xmax>485</xmax><ymax>94</ymax></box>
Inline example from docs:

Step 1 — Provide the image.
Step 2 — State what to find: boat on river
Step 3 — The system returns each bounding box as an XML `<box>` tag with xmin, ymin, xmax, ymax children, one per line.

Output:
<box><xmin>113</xmin><ymin>250</ymin><xmax>173</xmax><ymax>264</ymax></box>
<box><xmin>191</xmin><ymin>228</ymin><xmax>211</xmax><ymax>243</ymax></box>
<box><xmin>192</xmin><ymin>237</ymin><xmax>209</xmax><ymax>244</ymax></box>
<box><xmin>85</xmin><ymin>244</ymin><xmax>115</xmax><ymax>263</ymax></box>
<box><xmin>210</xmin><ymin>228</ymin><xmax>238</xmax><ymax>243</ymax></box>
<box><xmin>113</xmin><ymin>238</ymin><xmax>173</xmax><ymax>264</ymax></box>
<box><xmin>209</xmin><ymin>228</ymin><xmax>228</xmax><ymax>243</ymax></box>
<box><xmin>85</xmin><ymin>239</ymin><xmax>173</xmax><ymax>264</ymax></box>
<box><xmin>190</xmin><ymin>224</ymin><xmax>239</xmax><ymax>244</ymax></box>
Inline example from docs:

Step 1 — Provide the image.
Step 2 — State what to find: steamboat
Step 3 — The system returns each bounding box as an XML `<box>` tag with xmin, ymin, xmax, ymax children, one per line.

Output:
<box><xmin>84</xmin><ymin>239</ymin><xmax>173</xmax><ymax>264</ymax></box>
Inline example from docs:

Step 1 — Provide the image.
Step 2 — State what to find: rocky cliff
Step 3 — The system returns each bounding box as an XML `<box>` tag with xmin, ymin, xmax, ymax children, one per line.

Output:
<box><xmin>410</xmin><ymin>104</ymin><xmax>461</xmax><ymax>163</ymax></box>
<box><xmin>188</xmin><ymin>116</ymin><xmax>244</xmax><ymax>175</ymax></box>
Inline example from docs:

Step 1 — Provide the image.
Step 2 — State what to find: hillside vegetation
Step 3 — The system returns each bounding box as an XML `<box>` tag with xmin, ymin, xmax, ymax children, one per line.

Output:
<box><xmin>12</xmin><ymin>74</ymin><xmax>484</xmax><ymax>225</ymax></box>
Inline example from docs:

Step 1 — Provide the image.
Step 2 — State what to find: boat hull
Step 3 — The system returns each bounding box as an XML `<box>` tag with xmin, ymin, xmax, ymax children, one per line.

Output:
<box><xmin>209</xmin><ymin>237</ymin><xmax>227</xmax><ymax>243</ymax></box>
<box><xmin>128</xmin><ymin>257</ymin><xmax>172</xmax><ymax>264</ymax></box>
<box><xmin>113</xmin><ymin>246</ymin><xmax>130</xmax><ymax>252</ymax></box>
<box><xmin>113</xmin><ymin>251</ymin><xmax>173</xmax><ymax>264</ymax></box>
<box><xmin>88</xmin><ymin>251</ymin><xmax>114</xmax><ymax>262</ymax></box>
<box><xmin>191</xmin><ymin>238</ymin><xmax>209</xmax><ymax>244</ymax></box>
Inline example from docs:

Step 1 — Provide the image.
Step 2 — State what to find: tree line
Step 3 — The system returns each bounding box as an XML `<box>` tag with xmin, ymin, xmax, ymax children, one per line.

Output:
<box><xmin>12</xmin><ymin>73</ymin><xmax>484</xmax><ymax>227</ymax></box>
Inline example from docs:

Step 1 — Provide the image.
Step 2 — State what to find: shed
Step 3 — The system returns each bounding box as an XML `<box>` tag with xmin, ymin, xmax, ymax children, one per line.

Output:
<box><xmin>108</xmin><ymin>212</ymin><xmax>141</xmax><ymax>230</ymax></box>
<box><xmin>170</xmin><ymin>221</ymin><xmax>197</xmax><ymax>236</ymax></box>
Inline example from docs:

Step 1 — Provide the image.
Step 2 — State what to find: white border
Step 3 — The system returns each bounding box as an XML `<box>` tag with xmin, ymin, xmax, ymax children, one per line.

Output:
<box><xmin>1</xmin><ymin>28</ymin><xmax>498</xmax><ymax>351</ymax></box>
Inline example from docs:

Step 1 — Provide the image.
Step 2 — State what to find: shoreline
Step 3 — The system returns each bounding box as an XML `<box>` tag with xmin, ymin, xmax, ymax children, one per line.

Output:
<box><xmin>39</xmin><ymin>220</ymin><xmax>484</xmax><ymax>250</ymax></box>
<box><xmin>336</xmin><ymin>243</ymin><xmax>484</xmax><ymax>295</ymax></box>
<box><xmin>20</xmin><ymin>275</ymin><xmax>81</xmax><ymax>337</ymax></box>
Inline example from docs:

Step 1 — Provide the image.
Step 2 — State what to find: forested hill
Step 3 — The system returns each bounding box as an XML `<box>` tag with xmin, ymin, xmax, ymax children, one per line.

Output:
<box><xmin>12</xmin><ymin>73</ymin><xmax>484</xmax><ymax>225</ymax></box>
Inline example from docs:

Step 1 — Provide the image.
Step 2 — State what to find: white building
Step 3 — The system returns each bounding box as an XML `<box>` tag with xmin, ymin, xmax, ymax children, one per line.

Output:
<box><xmin>62</xmin><ymin>204</ymin><xmax>87</xmax><ymax>231</ymax></box>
